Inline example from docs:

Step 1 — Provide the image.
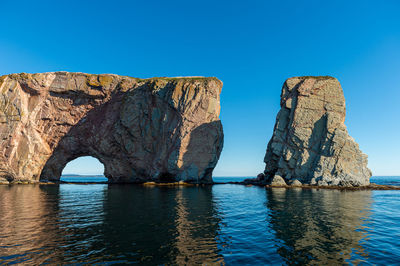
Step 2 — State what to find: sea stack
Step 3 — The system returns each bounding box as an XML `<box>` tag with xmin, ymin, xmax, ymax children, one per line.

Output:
<box><xmin>262</xmin><ymin>76</ymin><xmax>371</xmax><ymax>187</ymax></box>
<box><xmin>0</xmin><ymin>72</ymin><xmax>223</xmax><ymax>184</ymax></box>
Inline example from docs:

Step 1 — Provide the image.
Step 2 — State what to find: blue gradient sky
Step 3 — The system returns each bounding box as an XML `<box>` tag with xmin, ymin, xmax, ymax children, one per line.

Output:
<box><xmin>1</xmin><ymin>0</ymin><xmax>399</xmax><ymax>176</ymax></box>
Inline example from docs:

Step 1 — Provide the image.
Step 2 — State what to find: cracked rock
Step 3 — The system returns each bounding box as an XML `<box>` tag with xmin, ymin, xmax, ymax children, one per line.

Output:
<box><xmin>263</xmin><ymin>76</ymin><xmax>371</xmax><ymax>187</ymax></box>
<box><xmin>0</xmin><ymin>72</ymin><xmax>224</xmax><ymax>183</ymax></box>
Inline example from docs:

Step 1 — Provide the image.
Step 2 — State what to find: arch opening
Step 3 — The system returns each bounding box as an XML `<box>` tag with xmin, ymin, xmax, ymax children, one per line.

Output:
<box><xmin>60</xmin><ymin>156</ymin><xmax>107</xmax><ymax>183</ymax></box>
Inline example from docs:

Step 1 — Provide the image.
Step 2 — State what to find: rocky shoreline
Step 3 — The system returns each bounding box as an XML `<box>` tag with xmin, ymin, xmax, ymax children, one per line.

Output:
<box><xmin>1</xmin><ymin>180</ymin><xmax>399</xmax><ymax>190</ymax></box>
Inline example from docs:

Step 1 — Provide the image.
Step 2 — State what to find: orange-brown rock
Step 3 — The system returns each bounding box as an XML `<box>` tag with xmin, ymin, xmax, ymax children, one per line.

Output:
<box><xmin>0</xmin><ymin>72</ymin><xmax>223</xmax><ymax>183</ymax></box>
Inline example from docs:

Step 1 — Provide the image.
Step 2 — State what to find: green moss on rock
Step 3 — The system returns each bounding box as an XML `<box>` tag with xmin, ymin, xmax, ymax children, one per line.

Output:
<box><xmin>295</xmin><ymin>76</ymin><xmax>336</xmax><ymax>80</ymax></box>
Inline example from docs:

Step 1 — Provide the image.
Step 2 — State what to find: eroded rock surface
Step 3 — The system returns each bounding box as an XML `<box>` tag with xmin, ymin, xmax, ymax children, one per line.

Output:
<box><xmin>262</xmin><ymin>76</ymin><xmax>371</xmax><ymax>187</ymax></box>
<box><xmin>0</xmin><ymin>72</ymin><xmax>223</xmax><ymax>183</ymax></box>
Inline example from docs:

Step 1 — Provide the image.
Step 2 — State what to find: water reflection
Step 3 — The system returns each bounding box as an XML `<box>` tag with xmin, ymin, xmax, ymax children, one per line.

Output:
<box><xmin>1</xmin><ymin>184</ymin><xmax>395</xmax><ymax>265</ymax></box>
<box><xmin>99</xmin><ymin>185</ymin><xmax>223</xmax><ymax>264</ymax></box>
<box><xmin>55</xmin><ymin>184</ymin><xmax>108</xmax><ymax>263</ymax></box>
<box><xmin>173</xmin><ymin>187</ymin><xmax>223</xmax><ymax>264</ymax></box>
<box><xmin>266</xmin><ymin>188</ymin><xmax>373</xmax><ymax>264</ymax></box>
<box><xmin>0</xmin><ymin>185</ymin><xmax>63</xmax><ymax>264</ymax></box>
<box><xmin>0</xmin><ymin>185</ymin><xmax>222</xmax><ymax>264</ymax></box>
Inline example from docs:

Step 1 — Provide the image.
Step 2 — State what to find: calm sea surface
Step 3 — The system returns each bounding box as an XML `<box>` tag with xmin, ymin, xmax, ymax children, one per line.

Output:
<box><xmin>0</xmin><ymin>176</ymin><xmax>399</xmax><ymax>265</ymax></box>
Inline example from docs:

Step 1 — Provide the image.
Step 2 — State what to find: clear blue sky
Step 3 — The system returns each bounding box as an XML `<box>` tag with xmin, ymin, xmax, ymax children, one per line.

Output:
<box><xmin>1</xmin><ymin>0</ymin><xmax>399</xmax><ymax>176</ymax></box>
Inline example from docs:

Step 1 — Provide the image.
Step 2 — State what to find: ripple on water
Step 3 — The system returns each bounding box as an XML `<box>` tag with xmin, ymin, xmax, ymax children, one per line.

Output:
<box><xmin>0</xmin><ymin>182</ymin><xmax>399</xmax><ymax>264</ymax></box>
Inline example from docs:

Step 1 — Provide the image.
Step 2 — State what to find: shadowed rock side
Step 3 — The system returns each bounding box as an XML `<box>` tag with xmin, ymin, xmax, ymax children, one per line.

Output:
<box><xmin>0</xmin><ymin>72</ymin><xmax>223</xmax><ymax>183</ymax></box>
<box><xmin>260</xmin><ymin>77</ymin><xmax>371</xmax><ymax>187</ymax></box>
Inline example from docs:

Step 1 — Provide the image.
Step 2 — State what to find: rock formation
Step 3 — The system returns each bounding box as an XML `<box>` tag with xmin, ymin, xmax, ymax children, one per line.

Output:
<box><xmin>0</xmin><ymin>72</ymin><xmax>223</xmax><ymax>183</ymax></box>
<box><xmin>262</xmin><ymin>76</ymin><xmax>371</xmax><ymax>187</ymax></box>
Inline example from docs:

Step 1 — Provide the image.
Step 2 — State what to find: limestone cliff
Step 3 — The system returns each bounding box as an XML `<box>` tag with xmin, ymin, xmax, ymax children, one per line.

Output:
<box><xmin>0</xmin><ymin>72</ymin><xmax>223</xmax><ymax>183</ymax></box>
<box><xmin>262</xmin><ymin>76</ymin><xmax>371</xmax><ymax>187</ymax></box>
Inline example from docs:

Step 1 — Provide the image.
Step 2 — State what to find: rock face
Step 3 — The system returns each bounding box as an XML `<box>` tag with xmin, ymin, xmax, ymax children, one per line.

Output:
<box><xmin>263</xmin><ymin>76</ymin><xmax>371</xmax><ymax>187</ymax></box>
<box><xmin>0</xmin><ymin>72</ymin><xmax>223</xmax><ymax>183</ymax></box>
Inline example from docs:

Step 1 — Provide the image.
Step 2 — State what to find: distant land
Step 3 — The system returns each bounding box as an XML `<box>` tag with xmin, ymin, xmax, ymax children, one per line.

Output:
<box><xmin>62</xmin><ymin>174</ymin><xmax>106</xmax><ymax>177</ymax></box>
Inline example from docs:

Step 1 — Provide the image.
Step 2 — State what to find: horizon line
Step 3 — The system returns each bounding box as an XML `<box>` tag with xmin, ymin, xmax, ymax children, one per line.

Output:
<box><xmin>61</xmin><ymin>174</ymin><xmax>400</xmax><ymax>178</ymax></box>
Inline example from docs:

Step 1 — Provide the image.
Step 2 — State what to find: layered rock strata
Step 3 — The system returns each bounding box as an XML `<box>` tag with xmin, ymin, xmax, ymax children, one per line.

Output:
<box><xmin>262</xmin><ymin>76</ymin><xmax>371</xmax><ymax>187</ymax></box>
<box><xmin>0</xmin><ymin>72</ymin><xmax>223</xmax><ymax>183</ymax></box>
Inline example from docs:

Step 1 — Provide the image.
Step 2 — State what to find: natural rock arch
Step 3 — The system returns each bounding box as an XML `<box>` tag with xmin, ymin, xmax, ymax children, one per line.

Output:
<box><xmin>0</xmin><ymin>72</ymin><xmax>224</xmax><ymax>183</ymax></box>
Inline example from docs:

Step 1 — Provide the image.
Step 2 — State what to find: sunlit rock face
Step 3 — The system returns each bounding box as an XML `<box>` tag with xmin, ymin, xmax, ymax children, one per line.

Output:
<box><xmin>263</xmin><ymin>76</ymin><xmax>371</xmax><ymax>186</ymax></box>
<box><xmin>0</xmin><ymin>72</ymin><xmax>223</xmax><ymax>183</ymax></box>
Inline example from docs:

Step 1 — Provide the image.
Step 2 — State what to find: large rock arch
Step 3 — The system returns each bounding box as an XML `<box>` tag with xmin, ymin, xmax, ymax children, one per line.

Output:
<box><xmin>0</xmin><ymin>72</ymin><xmax>223</xmax><ymax>183</ymax></box>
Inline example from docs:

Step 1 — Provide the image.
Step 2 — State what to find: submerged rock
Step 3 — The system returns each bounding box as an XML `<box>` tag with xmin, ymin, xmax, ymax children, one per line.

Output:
<box><xmin>0</xmin><ymin>72</ymin><xmax>224</xmax><ymax>183</ymax></box>
<box><xmin>263</xmin><ymin>76</ymin><xmax>371</xmax><ymax>187</ymax></box>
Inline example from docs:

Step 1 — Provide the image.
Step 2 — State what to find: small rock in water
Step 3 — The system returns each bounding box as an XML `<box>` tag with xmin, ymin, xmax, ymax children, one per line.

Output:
<box><xmin>289</xmin><ymin>179</ymin><xmax>302</xmax><ymax>186</ymax></box>
<box><xmin>256</xmin><ymin>173</ymin><xmax>265</xmax><ymax>181</ymax></box>
<box><xmin>269</xmin><ymin>175</ymin><xmax>287</xmax><ymax>186</ymax></box>
<box><xmin>0</xmin><ymin>178</ymin><xmax>9</xmax><ymax>185</ymax></box>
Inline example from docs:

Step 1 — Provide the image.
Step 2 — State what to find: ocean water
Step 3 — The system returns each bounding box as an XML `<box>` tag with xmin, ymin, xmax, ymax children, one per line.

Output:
<box><xmin>0</xmin><ymin>177</ymin><xmax>399</xmax><ymax>265</ymax></box>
